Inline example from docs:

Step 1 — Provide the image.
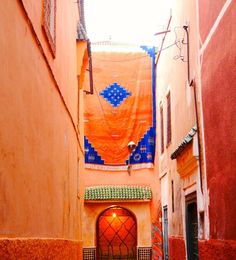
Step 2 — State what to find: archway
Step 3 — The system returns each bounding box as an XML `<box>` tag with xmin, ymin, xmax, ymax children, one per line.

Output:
<box><xmin>96</xmin><ymin>206</ymin><xmax>137</xmax><ymax>259</ymax></box>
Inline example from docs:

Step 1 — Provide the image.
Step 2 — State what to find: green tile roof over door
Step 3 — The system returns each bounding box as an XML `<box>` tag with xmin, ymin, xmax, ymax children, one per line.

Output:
<box><xmin>84</xmin><ymin>185</ymin><xmax>152</xmax><ymax>201</ymax></box>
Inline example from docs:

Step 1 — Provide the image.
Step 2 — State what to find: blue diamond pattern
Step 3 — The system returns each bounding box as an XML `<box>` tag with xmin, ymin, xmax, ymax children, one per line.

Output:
<box><xmin>100</xmin><ymin>82</ymin><xmax>131</xmax><ymax>108</ymax></box>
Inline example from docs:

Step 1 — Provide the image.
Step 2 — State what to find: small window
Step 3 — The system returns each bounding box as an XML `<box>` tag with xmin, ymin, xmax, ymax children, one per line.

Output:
<box><xmin>171</xmin><ymin>180</ymin><xmax>174</xmax><ymax>213</ymax></box>
<box><xmin>43</xmin><ymin>0</ymin><xmax>56</xmax><ymax>56</ymax></box>
<box><xmin>166</xmin><ymin>93</ymin><xmax>171</xmax><ymax>146</ymax></box>
<box><xmin>160</xmin><ymin>105</ymin><xmax>164</xmax><ymax>153</ymax></box>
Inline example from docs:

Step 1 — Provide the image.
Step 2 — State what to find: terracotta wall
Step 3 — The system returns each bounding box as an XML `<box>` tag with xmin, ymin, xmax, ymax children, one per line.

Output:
<box><xmin>0</xmin><ymin>0</ymin><xmax>84</xmax><ymax>258</ymax></box>
<box><xmin>168</xmin><ymin>236</ymin><xmax>186</xmax><ymax>260</ymax></box>
<box><xmin>199</xmin><ymin>0</ymin><xmax>236</xmax><ymax>245</ymax></box>
<box><xmin>198</xmin><ymin>239</ymin><xmax>236</xmax><ymax>260</ymax></box>
<box><xmin>198</xmin><ymin>0</ymin><xmax>227</xmax><ymax>42</ymax></box>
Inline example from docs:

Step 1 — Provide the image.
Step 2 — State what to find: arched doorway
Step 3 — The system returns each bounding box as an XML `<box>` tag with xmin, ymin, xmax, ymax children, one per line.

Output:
<box><xmin>96</xmin><ymin>206</ymin><xmax>137</xmax><ymax>259</ymax></box>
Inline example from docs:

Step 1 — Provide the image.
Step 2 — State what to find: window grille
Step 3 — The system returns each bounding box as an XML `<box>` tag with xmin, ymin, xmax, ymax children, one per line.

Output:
<box><xmin>97</xmin><ymin>207</ymin><xmax>137</xmax><ymax>259</ymax></box>
<box><xmin>83</xmin><ymin>248</ymin><xmax>96</xmax><ymax>260</ymax></box>
<box><xmin>138</xmin><ymin>247</ymin><xmax>152</xmax><ymax>260</ymax></box>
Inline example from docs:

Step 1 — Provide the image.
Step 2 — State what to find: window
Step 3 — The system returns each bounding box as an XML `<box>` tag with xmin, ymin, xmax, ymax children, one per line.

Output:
<box><xmin>185</xmin><ymin>193</ymin><xmax>199</xmax><ymax>259</ymax></box>
<box><xmin>171</xmin><ymin>180</ymin><xmax>174</xmax><ymax>213</ymax></box>
<box><xmin>160</xmin><ymin>105</ymin><xmax>164</xmax><ymax>153</ymax></box>
<box><xmin>163</xmin><ymin>206</ymin><xmax>169</xmax><ymax>260</ymax></box>
<box><xmin>43</xmin><ymin>0</ymin><xmax>56</xmax><ymax>56</ymax></box>
<box><xmin>166</xmin><ymin>93</ymin><xmax>171</xmax><ymax>146</ymax></box>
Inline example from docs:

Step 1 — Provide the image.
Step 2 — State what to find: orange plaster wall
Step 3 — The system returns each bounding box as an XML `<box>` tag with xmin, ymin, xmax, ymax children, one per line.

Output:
<box><xmin>83</xmin><ymin>163</ymin><xmax>160</xmax><ymax>248</ymax></box>
<box><xmin>83</xmin><ymin>129</ymin><xmax>160</xmax><ymax>248</ymax></box>
<box><xmin>0</xmin><ymin>0</ymin><xmax>83</xmax><ymax>251</ymax></box>
<box><xmin>21</xmin><ymin>0</ymin><xmax>79</xmax><ymax>124</ymax></box>
<box><xmin>84</xmin><ymin>167</ymin><xmax>159</xmax><ymax>215</ymax></box>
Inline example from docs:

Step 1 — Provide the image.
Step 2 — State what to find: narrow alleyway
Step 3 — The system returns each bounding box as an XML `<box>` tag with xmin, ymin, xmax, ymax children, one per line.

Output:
<box><xmin>0</xmin><ymin>0</ymin><xmax>235</xmax><ymax>260</ymax></box>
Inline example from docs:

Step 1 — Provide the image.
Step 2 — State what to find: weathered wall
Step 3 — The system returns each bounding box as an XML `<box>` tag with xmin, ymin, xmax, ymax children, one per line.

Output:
<box><xmin>199</xmin><ymin>0</ymin><xmax>236</xmax><ymax>245</ymax></box>
<box><xmin>155</xmin><ymin>0</ymin><xmax>211</xmax><ymax>259</ymax></box>
<box><xmin>0</xmin><ymin>0</ymin><xmax>84</xmax><ymax>258</ymax></box>
<box><xmin>199</xmin><ymin>239</ymin><xmax>236</xmax><ymax>260</ymax></box>
<box><xmin>198</xmin><ymin>0</ymin><xmax>227</xmax><ymax>42</ymax></box>
<box><xmin>156</xmin><ymin>0</ymin><xmax>199</xmax><ymax>238</ymax></box>
<box><xmin>169</xmin><ymin>236</ymin><xmax>186</xmax><ymax>260</ymax></box>
<box><xmin>0</xmin><ymin>239</ymin><xmax>82</xmax><ymax>260</ymax></box>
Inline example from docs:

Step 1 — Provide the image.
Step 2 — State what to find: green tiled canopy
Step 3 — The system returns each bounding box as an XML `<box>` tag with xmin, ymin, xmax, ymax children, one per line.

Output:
<box><xmin>84</xmin><ymin>186</ymin><xmax>152</xmax><ymax>201</ymax></box>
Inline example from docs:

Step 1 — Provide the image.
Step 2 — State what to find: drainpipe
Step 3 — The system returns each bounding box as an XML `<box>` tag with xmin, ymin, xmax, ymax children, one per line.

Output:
<box><xmin>183</xmin><ymin>25</ymin><xmax>203</xmax><ymax>194</ymax></box>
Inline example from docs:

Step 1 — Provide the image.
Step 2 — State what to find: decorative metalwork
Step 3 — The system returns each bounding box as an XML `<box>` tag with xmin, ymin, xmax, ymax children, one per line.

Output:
<box><xmin>83</xmin><ymin>248</ymin><xmax>96</xmax><ymax>260</ymax></box>
<box><xmin>97</xmin><ymin>207</ymin><xmax>137</xmax><ymax>259</ymax></box>
<box><xmin>137</xmin><ymin>247</ymin><xmax>152</xmax><ymax>260</ymax></box>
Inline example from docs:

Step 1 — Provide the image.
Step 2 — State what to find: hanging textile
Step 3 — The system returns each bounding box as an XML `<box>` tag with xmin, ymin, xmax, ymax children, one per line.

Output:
<box><xmin>84</xmin><ymin>45</ymin><xmax>156</xmax><ymax>170</ymax></box>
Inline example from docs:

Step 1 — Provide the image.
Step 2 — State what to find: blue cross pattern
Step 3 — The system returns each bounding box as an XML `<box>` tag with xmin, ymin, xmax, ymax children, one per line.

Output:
<box><xmin>100</xmin><ymin>82</ymin><xmax>131</xmax><ymax>108</ymax></box>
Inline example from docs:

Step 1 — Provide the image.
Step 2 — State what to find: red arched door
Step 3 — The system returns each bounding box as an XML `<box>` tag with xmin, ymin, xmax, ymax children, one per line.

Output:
<box><xmin>97</xmin><ymin>206</ymin><xmax>137</xmax><ymax>259</ymax></box>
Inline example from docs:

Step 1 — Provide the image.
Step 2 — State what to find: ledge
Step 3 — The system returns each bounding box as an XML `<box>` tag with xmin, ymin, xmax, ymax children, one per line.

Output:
<box><xmin>171</xmin><ymin>126</ymin><xmax>197</xmax><ymax>160</ymax></box>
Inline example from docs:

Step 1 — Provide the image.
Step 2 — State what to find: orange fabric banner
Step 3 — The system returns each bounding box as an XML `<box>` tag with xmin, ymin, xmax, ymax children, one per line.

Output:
<box><xmin>84</xmin><ymin>46</ymin><xmax>156</xmax><ymax>170</ymax></box>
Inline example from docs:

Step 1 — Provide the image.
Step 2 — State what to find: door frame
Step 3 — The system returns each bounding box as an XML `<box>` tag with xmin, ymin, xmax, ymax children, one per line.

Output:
<box><xmin>185</xmin><ymin>192</ymin><xmax>198</xmax><ymax>260</ymax></box>
<box><xmin>163</xmin><ymin>205</ymin><xmax>169</xmax><ymax>260</ymax></box>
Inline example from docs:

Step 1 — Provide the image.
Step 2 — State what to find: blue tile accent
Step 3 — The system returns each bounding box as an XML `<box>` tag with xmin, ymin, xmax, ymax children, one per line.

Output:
<box><xmin>100</xmin><ymin>82</ymin><xmax>131</xmax><ymax>108</ymax></box>
<box><xmin>84</xmin><ymin>136</ymin><xmax>104</xmax><ymax>164</ymax></box>
<box><xmin>126</xmin><ymin>127</ymin><xmax>155</xmax><ymax>164</ymax></box>
<box><xmin>140</xmin><ymin>45</ymin><xmax>156</xmax><ymax>58</ymax></box>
